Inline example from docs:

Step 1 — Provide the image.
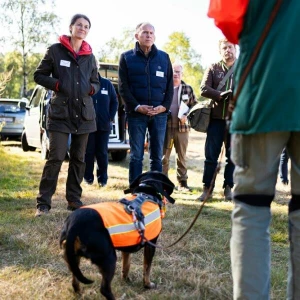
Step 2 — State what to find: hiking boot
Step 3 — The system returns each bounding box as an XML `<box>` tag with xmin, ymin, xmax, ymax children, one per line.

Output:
<box><xmin>67</xmin><ymin>201</ymin><xmax>83</xmax><ymax>211</ymax></box>
<box><xmin>224</xmin><ymin>185</ymin><xmax>233</xmax><ymax>201</ymax></box>
<box><xmin>197</xmin><ymin>186</ymin><xmax>212</xmax><ymax>202</ymax></box>
<box><xmin>177</xmin><ymin>181</ymin><xmax>191</xmax><ymax>192</ymax></box>
<box><xmin>35</xmin><ymin>205</ymin><xmax>50</xmax><ymax>217</ymax></box>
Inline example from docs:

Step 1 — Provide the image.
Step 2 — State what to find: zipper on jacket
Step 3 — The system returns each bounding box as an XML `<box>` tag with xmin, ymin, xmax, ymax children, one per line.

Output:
<box><xmin>146</xmin><ymin>57</ymin><xmax>151</xmax><ymax>106</ymax></box>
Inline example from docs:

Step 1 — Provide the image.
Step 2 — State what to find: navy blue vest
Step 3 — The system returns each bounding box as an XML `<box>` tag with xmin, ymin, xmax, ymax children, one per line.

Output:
<box><xmin>123</xmin><ymin>45</ymin><xmax>169</xmax><ymax>107</ymax></box>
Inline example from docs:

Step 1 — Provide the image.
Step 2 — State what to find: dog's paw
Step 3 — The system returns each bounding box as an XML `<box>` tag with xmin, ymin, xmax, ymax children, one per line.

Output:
<box><xmin>144</xmin><ymin>281</ymin><xmax>156</xmax><ymax>289</ymax></box>
<box><xmin>121</xmin><ymin>275</ymin><xmax>131</xmax><ymax>283</ymax></box>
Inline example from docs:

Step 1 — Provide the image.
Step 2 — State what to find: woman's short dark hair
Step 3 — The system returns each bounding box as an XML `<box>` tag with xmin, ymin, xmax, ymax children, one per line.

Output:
<box><xmin>70</xmin><ymin>14</ymin><xmax>91</xmax><ymax>28</ymax></box>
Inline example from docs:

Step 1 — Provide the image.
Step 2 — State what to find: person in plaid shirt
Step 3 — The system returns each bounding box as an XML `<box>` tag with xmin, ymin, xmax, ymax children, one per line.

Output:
<box><xmin>162</xmin><ymin>63</ymin><xmax>197</xmax><ymax>192</ymax></box>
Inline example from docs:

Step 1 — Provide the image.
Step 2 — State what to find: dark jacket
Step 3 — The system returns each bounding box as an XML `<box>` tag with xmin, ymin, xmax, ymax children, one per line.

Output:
<box><xmin>118</xmin><ymin>42</ymin><xmax>173</xmax><ymax>114</ymax></box>
<box><xmin>200</xmin><ymin>61</ymin><xmax>234</xmax><ymax>120</ymax></box>
<box><xmin>34</xmin><ymin>35</ymin><xmax>100</xmax><ymax>134</ymax></box>
<box><xmin>92</xmin><ymin>75</ymin><xmax>118</xmax><ymax>131</ymax></box>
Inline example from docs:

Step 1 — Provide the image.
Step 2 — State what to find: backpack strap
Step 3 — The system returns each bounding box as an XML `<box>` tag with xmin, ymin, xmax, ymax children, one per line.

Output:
<box><xmin>216</xmin><ymin>65</ymin><xmax>234</xmax><ymax>91</ymax></box>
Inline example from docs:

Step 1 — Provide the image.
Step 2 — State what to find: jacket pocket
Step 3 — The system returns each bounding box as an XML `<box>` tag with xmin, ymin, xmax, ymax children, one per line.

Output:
<box><xmin>48</xmin><ymin>97</ymin><xmax>69</xmax><ymax>120</ymax></box>
<box><xmin>81</xmin><ymin>97</ymin><xmax>96</xmax><ymax>121</ymax></box>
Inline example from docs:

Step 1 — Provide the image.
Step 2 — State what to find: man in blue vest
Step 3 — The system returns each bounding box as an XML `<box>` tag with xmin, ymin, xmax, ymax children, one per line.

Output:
<box><xmin>118</xmin><ymin>22</ymin><xmax>173</xmax><ymax>184</ymax></box>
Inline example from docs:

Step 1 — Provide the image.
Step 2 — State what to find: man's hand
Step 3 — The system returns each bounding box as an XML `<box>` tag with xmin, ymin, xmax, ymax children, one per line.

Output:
<box><xmin>147</xmin><ymin>105</ymin><xmax>166</xmax><ymax>116</ymax></box>
<box><xmin>179</xmin><ymin>115</ymin><xmax>187</xmax><ymax>124</ymax></box>
<box><xmin>136</xmin><ymin>105</ymin><xmax>154</xmax><ymax>115</ymax></box>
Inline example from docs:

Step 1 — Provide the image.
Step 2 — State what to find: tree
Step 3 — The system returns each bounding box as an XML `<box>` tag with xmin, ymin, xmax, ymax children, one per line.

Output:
<box><xmin>0</xmin><ymin>68</ymin><xmax>13</xmax><ymax>96</ymax></box>
<box><xmin>163</xmin><ymin>32</ymin><xmax>205</xmax><ymax>100</ymax></box>
<box><xmin>0</xmin><ymin>51</ymin><xmax>43</xmax><ymax>98</ymax></box>
<box><xmin>97</xmin><ymin>28</ymin><xmax>135</xmax><ymax>63</ymax></box>
<box><xmin>0</xmin><ymin>0</ymin><xmax>59</xmax><ymax>97</ymax></box>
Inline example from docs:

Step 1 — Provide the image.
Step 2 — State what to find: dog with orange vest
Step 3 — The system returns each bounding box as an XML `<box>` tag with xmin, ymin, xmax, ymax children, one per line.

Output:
<box><xmin>60</xmin><ymin>171</ymin><xmax>175</xmax><ymax>300</ymax></box>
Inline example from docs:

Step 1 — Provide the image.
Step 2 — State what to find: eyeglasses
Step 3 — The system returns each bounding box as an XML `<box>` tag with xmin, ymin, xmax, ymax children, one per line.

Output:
<box><xmin>173</xmin><ymin>70</ymin><xmax>182</xmax><ymax>74</ymax></box>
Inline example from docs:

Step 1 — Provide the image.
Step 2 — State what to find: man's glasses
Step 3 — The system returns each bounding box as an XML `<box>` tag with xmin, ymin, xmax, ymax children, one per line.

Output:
<box><xmin>173</xmin><ymin>70</ymin><xmax>182</xmax><ymax>74</ymax></box>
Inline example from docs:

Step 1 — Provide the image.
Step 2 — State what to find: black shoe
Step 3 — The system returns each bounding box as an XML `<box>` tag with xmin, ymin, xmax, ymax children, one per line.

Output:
<box><xmin>98</xmin><ymin>182</ymin><xmax>107</xmax><ymax>188</ymax></box>
<box><xmin>35</xmin><ymin>205</ymin><xmax>50</xmax><ymax>217</ymax></box>
<box><xmin>224</xmin><ymin>185</ymin><xmax>233</xmax><ymax>201</ymax></box>
<box><xmin>281</xmin><ymin>179</ymin><xmax>289</xmax><ymax>185</ymax></box>
<box><xmin>67</xmin><ymin>201</ymin><xmax>83</xmax><ymax>211</ymax></box>
<box><xmin>83</xmin><ymin>179</ymin><xmax>93</xmax><ymax>185</ymax></box>
<box><xmin>197</xmin><ymin>186</ymin><xmax>212</xmax><ymax>202</ymax></box>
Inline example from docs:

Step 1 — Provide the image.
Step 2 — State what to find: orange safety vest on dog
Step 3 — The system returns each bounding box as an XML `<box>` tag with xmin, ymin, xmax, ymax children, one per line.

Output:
<box><xmin>82</xmin><ymin>196</ymin><xmax>162</xmax><ymax>247</ymax></box>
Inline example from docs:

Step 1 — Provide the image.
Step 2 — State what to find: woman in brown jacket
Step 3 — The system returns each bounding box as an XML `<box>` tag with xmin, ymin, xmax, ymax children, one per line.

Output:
<box><xmin>34</xmin><ymin>14</ymin><xmax>100</xmax><ymax>216</ymax></box>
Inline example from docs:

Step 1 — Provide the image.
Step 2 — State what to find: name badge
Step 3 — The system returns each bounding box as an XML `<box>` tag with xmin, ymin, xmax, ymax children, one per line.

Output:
<box><xmin>60</xmin><ymin>60</ymin><xmax>70</xmax><ymax>67</ymax></box>
<box><xmin>182</xmin><ymin>94</ymin><xmax>189</xmax><ymax>100</ymax></box>
<box><xmin>101</xmin><ymin>89</ymin><xmax>108</xmax><ymax>95</ymax></box>
<box><xmin>156</xmin><ymin>71</ymin><xmax>164</xmax><ymax>77</ymax></box>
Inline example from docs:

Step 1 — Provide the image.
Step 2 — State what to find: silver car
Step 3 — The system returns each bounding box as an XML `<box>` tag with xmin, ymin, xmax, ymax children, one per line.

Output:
<box><xmin>0</xmin><ymin>98</ymin><xmax>28</xmax><ymax>140</ymax></box>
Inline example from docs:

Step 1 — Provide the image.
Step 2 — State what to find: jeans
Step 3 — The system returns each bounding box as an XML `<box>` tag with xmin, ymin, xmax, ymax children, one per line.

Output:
<box><xmin>279</xmin><ymin>148</ymin><xmax>289</xmax><ymax>182</ymax></box>
<box><xmin>203</xmin><ymin>118</ymin><xmax>234</xmax><ymax>188</ymax></box>
<box><xmin>127</xmin><ymin>113</ymin><xmax>167</xmax><ymax>184</ymax></box>
<box><xmin>84</xmin><ymin>130</ymin><xmax>110</xmax><ymax>184</ymax></box>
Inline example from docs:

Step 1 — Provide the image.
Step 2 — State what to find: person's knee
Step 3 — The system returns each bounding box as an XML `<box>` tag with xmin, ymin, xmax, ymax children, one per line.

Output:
<box><xmin>234</xmin><ymin>194</ymin><xmax>273</xmax><ymax>207</ymax></box>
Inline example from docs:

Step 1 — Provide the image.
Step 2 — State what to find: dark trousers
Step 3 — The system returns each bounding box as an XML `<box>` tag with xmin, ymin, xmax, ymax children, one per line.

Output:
<box><xmin>203</xmin><ymin>118</ymin><xmax>234</xmax><ymax>188</ymax></box>
<box><xmin>84</xmin><ymin>130</ymin><xmax>110</xmax><ymax>184</ymax></box>
<box><xmin>36</xmin><ymin>131</ymin><xmax>89</xmax><ymax>208</ymax></box>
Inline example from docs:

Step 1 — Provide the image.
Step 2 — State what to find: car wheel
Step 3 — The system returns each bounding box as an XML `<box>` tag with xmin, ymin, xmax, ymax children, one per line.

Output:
<box><xmin>41</xmin><ymin>131</ymin><xmax>49</xmax><ymax>160</ymax></box>
<box><xmin>21</xmin><ymin>131</ymin><xmax>36</xmax><ymax>152</ymax></box>
<box><xmin>111</xmin><ymin>150</ymin><xmax>127</xmax><ymax>161</ymax></box>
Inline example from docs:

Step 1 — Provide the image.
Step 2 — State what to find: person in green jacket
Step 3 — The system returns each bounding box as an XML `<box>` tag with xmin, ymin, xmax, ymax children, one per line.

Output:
<box><xmin>208</xmin><ymin>0</ymin><xmax>300</xmax><ymax>299</ymax></box>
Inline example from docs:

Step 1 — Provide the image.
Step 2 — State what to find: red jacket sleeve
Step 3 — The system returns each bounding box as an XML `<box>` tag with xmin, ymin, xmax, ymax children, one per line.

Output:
<box><xmin>207</xmin><ymin>0</ymin><xmax>250</xmax><ymax>44</ymax></box>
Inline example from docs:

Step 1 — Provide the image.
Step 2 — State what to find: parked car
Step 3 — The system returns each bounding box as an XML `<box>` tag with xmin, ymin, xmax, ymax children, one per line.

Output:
<box><xmin>21</xmin><ymin>63</ymin><xmax>130</xmax><ymax>161</ymax></box>
<box><xmin>0</xmin><ymin>98</ymin><xmax>28</xmax><ymax>141</ymax></box>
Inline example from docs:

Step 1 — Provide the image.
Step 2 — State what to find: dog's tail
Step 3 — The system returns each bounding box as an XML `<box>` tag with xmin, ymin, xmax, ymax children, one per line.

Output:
<box><xmin>64</xmin><ymin>225</ymin><xmax>94</xmax><ymax>285</ymax></box>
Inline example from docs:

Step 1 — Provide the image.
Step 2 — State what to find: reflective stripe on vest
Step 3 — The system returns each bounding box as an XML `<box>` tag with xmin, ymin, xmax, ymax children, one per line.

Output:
<box><xmin>81</xmin><ymin>200</ymin><xmax>162</xmax><ymax>247</ymax></box>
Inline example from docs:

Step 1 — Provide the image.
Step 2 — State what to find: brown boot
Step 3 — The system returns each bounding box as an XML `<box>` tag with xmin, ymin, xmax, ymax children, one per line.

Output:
<box><xmin>197</xmin><ymin>186</ymin><xmax>213</xmax><ymax>202</ymax></box>
<box><xmin>224</xmin><ymin>185</ymin><xmax>233</xmax><ymax>201</ymax></box>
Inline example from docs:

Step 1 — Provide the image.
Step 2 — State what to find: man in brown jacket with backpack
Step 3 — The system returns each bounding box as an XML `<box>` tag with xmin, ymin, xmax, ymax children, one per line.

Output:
<box><xmin>198</xmin><ymin>38</ymin><xmax>236</xmax><ymax>201</ymax></box>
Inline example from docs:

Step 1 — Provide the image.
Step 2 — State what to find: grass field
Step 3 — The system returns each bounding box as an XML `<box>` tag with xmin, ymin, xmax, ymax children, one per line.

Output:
<box><xmin>0</xmin><ymin>131</ymin><xmax>291</xmax><ymax>299</ymax></box>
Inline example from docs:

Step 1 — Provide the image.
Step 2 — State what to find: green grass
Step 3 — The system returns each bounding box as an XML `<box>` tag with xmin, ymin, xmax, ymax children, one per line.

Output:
<box><xmin>0</xmin><ymin>134</ymin><xmax>291</xmax><ymax>299</ymax></box>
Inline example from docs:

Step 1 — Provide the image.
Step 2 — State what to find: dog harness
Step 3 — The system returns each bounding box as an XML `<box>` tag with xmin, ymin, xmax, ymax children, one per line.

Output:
<box><xmin>81</xmin><ymin>194</ymin><xmax>165</xmax><ymax>247</ymax></box>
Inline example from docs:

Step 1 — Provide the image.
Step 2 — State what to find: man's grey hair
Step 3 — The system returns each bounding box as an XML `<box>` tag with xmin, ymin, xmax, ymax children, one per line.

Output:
<box><xmin>135</xmin><ymin>22</ymin><xmax>155</xmax><ymax>34</ymax></box>
<box><xmin>172</xmin><ymin>62</ymin><xmax>184</xmax><ymax>72</ymax></box>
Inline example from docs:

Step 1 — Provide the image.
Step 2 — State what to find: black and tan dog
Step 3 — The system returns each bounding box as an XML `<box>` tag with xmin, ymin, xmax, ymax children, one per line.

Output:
<box><xmin>60</xmin><ymin>171</ymin><xmax>175</xmax><ymax>300</ymax></box>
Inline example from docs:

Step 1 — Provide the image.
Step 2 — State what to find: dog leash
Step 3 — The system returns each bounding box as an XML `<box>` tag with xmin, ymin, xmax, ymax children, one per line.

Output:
<box><xmin>143</xmin><ymin>0</ymin><xmax>284</xmax><ymax>250</ymax></box>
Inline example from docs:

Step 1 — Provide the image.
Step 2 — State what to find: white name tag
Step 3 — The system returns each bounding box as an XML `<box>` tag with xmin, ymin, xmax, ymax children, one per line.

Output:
<box><xmin>60</xmin><ymin>60</ymin><xmax>71</xmax><ymax>67</ymax></box>
<box><xmin>101</xmin><ymin>89</ymin><xmax>108</xmax><ymax>95</ymax></box>
<box><xmin>182</xmin><ymin>94</ymin><xmax>189</xmax><ymax>100</ymax></box>
<box><xmin>156</xmin><ymin>71</ymin><xmax>164</xmax><ymax>77</ymax></box>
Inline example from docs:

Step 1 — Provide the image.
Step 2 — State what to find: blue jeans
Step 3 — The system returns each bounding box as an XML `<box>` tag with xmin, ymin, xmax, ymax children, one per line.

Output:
<box><xmin>279</xmin><ymin>148</ymin><xmax>289</xmax><ymax>182</ymax></box>
<box><xmin>84</xmin><ymin>130</ymin><xmax>110</xmax><ymax>184</ymax></box>
<box><xmin>203</xmin><ymin>118</ymin><xmax>234</xmax><ymax>188</ymax></box>
<box><xmin>127</xmin><ymin>113</ymin><xmax>167</xmax><ymax>184</ymax></box>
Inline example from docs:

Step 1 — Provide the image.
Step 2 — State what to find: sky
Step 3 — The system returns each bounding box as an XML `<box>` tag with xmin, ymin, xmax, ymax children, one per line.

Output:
<box><xmin>52</xmin><ymin>0</ymin><xmax>224</xmax><ymax>68</ymax></box>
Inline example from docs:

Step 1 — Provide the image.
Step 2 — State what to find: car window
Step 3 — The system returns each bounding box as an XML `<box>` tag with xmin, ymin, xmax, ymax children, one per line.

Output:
<box><xmin>30</xmin><ymin>88</ymin><xmax>43</xmax><ymax>108</ymax></box>
<box><xmin>0</xmin><ymin>102</ymin><xmax>25</xmax><ymax>113</ymax></box>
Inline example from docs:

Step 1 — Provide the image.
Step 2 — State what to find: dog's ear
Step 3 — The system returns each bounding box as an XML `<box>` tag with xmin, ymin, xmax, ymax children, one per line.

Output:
<box><xmin>126</xmin><ymin>171</ymin><xmax>176</xmax><ymax>204</ymax></box>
